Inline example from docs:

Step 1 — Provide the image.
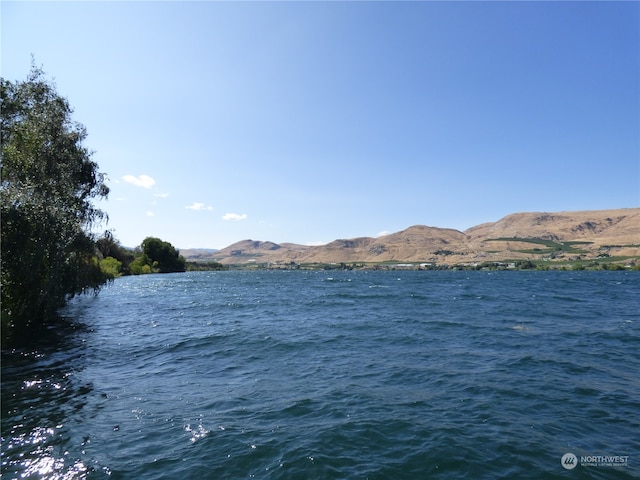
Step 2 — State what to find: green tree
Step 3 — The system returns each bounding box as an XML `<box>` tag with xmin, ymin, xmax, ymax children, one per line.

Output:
<box><xmin>100</xmin><ymin>257</ymin><xmax>122</xmax><ymax>278</ymax></box>
<box><xmin>96</xmin><ymin>230</ymin><xmax>135</xmax><ymax>274</ymax></box>
<box><xmin>140</xmin><ymin>237</ymin><xmax>186</xmax><ymax>273</ymax></box>
<box><xmin>1</xmin><ymin>65</ymin><xmax>110</xmax><ymax>343</ymax></box>
<box><xmin>129</xmin><ymin>252</ymin><xmax>154</xmax><ymax>275</ymax></box>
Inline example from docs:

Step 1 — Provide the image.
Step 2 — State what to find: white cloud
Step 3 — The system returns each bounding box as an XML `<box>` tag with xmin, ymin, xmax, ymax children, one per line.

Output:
<box><xmin>154</xmin><ymin>192</ymin><xmax>169</xmax><ymax>198</ymax></box>
<box><xmin>146</xmin><ymin>211</ymin><xmax>155</xmax><ymax>217</ymax></box>
<box><xmin>222</xmin><ymin>213</ymin><xmax>247</xmax><ymax>221</ymax></box>
<box><xmin>123</xmin><ymin>174</ymin><xmax>156</xmax><ymax>189</ymax></box>
<box><xmin>186</xmin><ymin>202</ymin><xmax>213</xmax><ymax>211</ymax></box>
<box><xmin>376</xmin><ymin>231</ymin><xmax>392</xmax><ymax>237</ymax></box>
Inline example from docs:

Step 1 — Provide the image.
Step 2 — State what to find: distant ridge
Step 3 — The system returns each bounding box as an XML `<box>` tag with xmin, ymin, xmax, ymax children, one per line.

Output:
<box><xmin>182</xmin><ymin>208</ymin><xmax>640</xmax><ymax>266</ymax></box>
<box><xmin>179</xmin><ymin>248</ymin><xmax>219</xmax><ymax>261</ymax></box>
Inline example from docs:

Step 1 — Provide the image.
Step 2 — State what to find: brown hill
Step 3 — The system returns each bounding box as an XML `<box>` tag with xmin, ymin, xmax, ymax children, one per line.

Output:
<box><xmin>465</xmin><ymin>209</ymin><xmax>640</xmax><ymax>244</ymax></box>
<box><xmin>183</xmin><ymin>208</ymin><xmax>639</xmax><ymax>266</ymax></box>
<box><xmin>460</xmin><ymin>208</ymin><xmax>640</xmax><ymax>265</ymax></box>
<box><xmin>208</xmin><ymin>239</ymin><xmax>310</xmax><ymax>264</ymax></box>
<box><xmin>179</xmin><ymin>248</ymin><xmax>219</xmax><ymax>260</ymax></box>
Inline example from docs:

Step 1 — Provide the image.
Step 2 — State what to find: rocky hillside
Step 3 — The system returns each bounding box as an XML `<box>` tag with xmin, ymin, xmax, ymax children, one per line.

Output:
<box><xmin>465</xmin><ymin>210</ymin><xmax>640</xmax><ymax>244</ymax></box>
<box><xmin>183</xmin><ymin>208</ymin><xmax>640</xmax><ymax>266</ymax></box>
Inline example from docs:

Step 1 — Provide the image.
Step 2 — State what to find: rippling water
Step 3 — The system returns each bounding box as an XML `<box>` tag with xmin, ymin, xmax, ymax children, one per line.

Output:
<box><xmin>2</xmin><ymin>271</ymin><xmax>639</xmax><ymax>479</ymax></box>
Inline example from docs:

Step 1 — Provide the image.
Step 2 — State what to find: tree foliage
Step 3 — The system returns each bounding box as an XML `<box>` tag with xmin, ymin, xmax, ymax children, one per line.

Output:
<box><xmin>96</xmin><ymin>230</ymin><xmax>135</xmax><ymax>275</ymax></box>
<box><xmin>99</xmin><ymin>256</ymin><xmax>123</xmax><ymax>278</ymax></box>
<box><xmin>1</xmin><ymin>65</ymin><xmax>110</xmax><ymax>342</ymax></box>
<box><xmin>131</xmin><ymin>237</ymin><xmax>186</xmax><ymax>274</ymax></box>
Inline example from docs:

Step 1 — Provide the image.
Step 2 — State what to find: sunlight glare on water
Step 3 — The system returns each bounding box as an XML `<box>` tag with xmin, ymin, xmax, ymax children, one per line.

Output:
<box><xmin>2</xmin><ymin>271</ymin><xmax>639</xmax><ymax>479</ymax></box>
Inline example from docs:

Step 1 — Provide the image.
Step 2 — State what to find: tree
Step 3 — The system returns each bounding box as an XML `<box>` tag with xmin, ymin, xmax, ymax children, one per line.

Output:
<box><xmin>96</xmin><ymin>230</ymin><xmax>135</xmax><ymax>274</ymax></box>
<box><xmin>140</xmin><ymin>237</ymin><xmax>186</xmax><ymax>273</ymax></box>
<box><xmin>100</xmin><ymin>256</ymin><xmax>123</xmax><ymax>278</ymax></box>
<box><xmin>1</xmin><ymin>64</ymin><xmax>110</xmax><ymax>343</ymax></box>
<box><xmin>129</xmin><ymin>252</ymin><xmax>154</xmax><ymax>275</ymax></box>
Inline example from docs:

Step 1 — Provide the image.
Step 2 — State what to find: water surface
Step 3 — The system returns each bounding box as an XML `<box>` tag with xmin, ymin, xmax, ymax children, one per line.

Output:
<box><xmin>2</xmin><ymin>271</ymin><xmax>638</xmax><ymax>479</ymax></box>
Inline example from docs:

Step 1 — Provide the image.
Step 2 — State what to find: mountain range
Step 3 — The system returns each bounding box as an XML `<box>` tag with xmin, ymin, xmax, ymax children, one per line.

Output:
<box><xmin>181</xmin><ymin>208</ymin><xmax>640</xmax><ymax>267</ymax></box>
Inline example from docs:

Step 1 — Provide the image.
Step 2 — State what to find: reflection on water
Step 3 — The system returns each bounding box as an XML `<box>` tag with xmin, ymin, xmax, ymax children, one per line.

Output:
<box><xmin>1</xmin><ymin>320</ymin><xmax>108</xmax><ymax>479</ymax></box>
<box><xmin>2</xmin><ymin>271</ymin><xmax>639</xmax><ymax>479</ymax></box>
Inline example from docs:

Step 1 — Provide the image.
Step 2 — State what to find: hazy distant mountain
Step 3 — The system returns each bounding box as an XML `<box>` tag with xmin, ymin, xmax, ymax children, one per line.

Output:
<box><xmin>179</xmin><ymin>248</ymin><xmax>219</xmax><ymax>260</ymax></box>
<box><xmin>181</xmin><ymin>208</ymin><xmax>640</xmax><ymax>266</ymax></box>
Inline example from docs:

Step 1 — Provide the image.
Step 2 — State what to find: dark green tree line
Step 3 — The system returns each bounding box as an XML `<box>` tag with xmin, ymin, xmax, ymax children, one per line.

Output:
<box><xmin>129</xmin><ymin>237</ymin><xmax>186</xmax><ymax>274</ymax></box>
<box><xmin>1</xmin><ymin>66</ymin><xmax>111</xmax><ymax>343</ymax></box>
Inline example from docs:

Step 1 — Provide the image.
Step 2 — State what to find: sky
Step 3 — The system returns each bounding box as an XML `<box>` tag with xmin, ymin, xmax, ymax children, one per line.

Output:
<box><xmin>2</xmin><ymin>1</ymin><xmax>639</xmax><ymax>249</ymax></box>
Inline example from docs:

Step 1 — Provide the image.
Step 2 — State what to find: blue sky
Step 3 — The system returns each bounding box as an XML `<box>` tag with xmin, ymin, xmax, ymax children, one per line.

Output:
<box><xmin>2</xmin><ymin>1</ymin><xmax>638</xmax><ymax>249</ymax></box>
